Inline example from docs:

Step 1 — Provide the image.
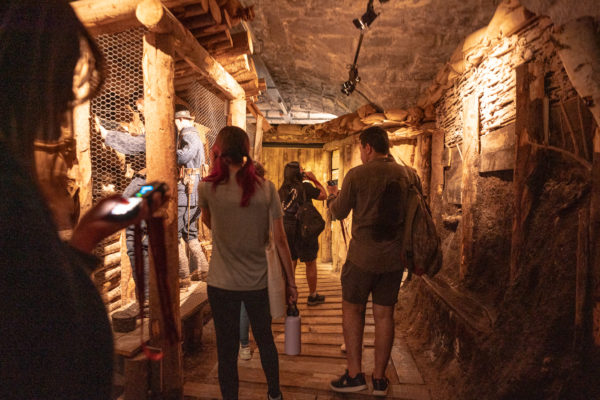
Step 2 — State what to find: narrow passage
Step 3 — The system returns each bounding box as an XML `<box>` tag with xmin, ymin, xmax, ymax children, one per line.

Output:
<box><xmin>183</xmin><ymin>263</ymin><xmax>431</xmax><ymax>399</ymax></box>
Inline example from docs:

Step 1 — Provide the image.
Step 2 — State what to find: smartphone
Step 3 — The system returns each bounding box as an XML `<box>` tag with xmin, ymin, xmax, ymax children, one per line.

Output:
<box><xmin>106</xmin><ymin>181</ymin><xmax>168</xmax><ymax>221</ymax></box>
<box><xmin>327</xmin><ymin>179</ymin><xmax>338</xmax><ymax>186</ymax></box>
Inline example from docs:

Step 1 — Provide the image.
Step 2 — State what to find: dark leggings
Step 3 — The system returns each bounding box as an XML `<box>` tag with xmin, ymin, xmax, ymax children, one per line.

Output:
<box><xmin>207</xmin><ymin>286</ymin><xmax>280</xmax><ymax>400</ymax></box>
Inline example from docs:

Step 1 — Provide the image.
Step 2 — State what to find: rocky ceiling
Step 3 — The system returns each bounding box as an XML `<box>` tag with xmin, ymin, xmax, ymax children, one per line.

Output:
<box><xmin>244</xmin><ymin>0</ymin><xmax>503</xmax><ymax>123</ymax></box>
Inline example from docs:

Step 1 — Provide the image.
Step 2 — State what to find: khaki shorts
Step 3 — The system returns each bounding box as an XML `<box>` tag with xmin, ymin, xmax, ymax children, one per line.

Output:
<box><xmin>341</xmin><ymin>261</ymin><xmax>403</xmax><ymax>306</ymax></box>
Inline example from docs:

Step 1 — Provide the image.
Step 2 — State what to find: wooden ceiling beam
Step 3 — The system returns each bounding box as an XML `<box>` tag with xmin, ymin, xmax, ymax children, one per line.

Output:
<box><xmin>72</xmin><ymin>0</ymin><xmax>201</xmax><ymax>35</ymax></box>
<box><xmin>218</xmin><ymin>54</ymin><xmax>251</xmax><ymax>75</ymax></box>
<box><xmin>136</xmin><ymin>0</ymin><xmax>244</xmax><ymax>100</ymax></box>
<box><xmin>211</xmin><ymin>30</ymin><xmax>253</xmax><ymax>58</ymax></box>
<box><xmin>191</xmin><ymin>10</ymin><xmax>232</xmax><ymax>37</ymax></box>
<box><xmin>196</xmin><ymin>30</ymin><xmax>232</xmax><ymax>48</ymax></box>
<box><xmin>172</xmin><ymin>0</ymin><xmax>209</xmax><ymax>19</ymax></box>
<box><xmin>247</xmin><ymin>102</ymin><xmax>272</xmax><ymax>132</ymax></box>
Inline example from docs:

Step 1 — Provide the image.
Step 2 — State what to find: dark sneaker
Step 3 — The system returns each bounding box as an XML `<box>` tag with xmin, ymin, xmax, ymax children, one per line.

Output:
<box><xmin>307</xmin><ymin>293</ymin><xmax>325</xmax><ymax>306</ymax></box>
<box><xmin>330</xmin><ymin>370</ymin><xmax>368</xmax><ymax>393</ymax></box>
<box><xmin>372</xmin><ymin>376</ymin><xmax>389</xmax><ymax>397</ymax></box>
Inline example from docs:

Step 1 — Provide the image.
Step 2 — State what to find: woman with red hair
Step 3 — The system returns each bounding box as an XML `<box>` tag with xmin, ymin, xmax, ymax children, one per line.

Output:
<box><xmin>199</xmin><ymin>126</ymin><xmax>297</xmax><ymax>400</ymax></box>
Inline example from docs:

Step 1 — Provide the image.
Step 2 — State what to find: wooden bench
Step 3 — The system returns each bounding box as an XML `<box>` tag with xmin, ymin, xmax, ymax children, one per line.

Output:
<box><xmin>112</xmin><ymin>282</ymin><xmax>211</xmax><ymax>400</ymax></box>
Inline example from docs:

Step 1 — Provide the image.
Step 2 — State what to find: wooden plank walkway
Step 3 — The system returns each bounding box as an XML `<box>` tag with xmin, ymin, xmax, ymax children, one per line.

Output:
<box><xmin>184</xmin><ymin>263</ymin><xmax>430</xmax><ymax>399</ymax></box>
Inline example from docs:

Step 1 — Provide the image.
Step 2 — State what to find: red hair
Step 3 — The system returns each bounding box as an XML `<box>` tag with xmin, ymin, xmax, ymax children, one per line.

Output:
<box><xmin>204</xmin><ymin>126</ymin><xmax>262</xmax><ymax>206</ymax></box>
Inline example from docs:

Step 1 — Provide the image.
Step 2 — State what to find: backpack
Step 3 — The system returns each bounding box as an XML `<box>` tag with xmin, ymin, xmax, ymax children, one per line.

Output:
<box><xmin>295</xmin><ymin>186</ymin><xmax>325</xmax><ymax>240</ymax></box>
<box><xmin>400</xmin><ymin>165</ymin><xmax>442</xmax><ymax>278</ymax></box>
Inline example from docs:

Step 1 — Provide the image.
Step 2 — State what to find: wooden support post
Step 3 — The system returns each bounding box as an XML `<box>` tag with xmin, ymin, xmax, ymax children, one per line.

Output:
<box><xmin>510</xmin><ymin>62</ymin><xmax>544</xmax><ymax>283</ymax></box>
<box><xmin>575</xmin><ymin>207</ymin><xmax>590</xmax><ymax>350</ymax></box>
<box><xmin>415</xmin><ymin>134</ymin><xmax>432</xmax><ymax>199</ymax></box>
<box><xmin>136</xmin><ymin>0</ymin><xmax>244</xmax><ymax>100</ymax></box>
<box><xmin>143</xmin><ymin>31</ymin><xmax>182</xmax><ymax>398</ymax></box>
<box><xmin>460</xmin><ymin>94</ymin><xmax>479</xmax><ymax>281</ymax></box>
<box><xmin>430</xmin><ymin>130</ymin><xmax>444</xmax><ymax>225</ymax></box>
<box><xmin>73</xmin><ymin>98</ymin><xmax>93</xmax><ymax>215</ymax></box>
<box><xmin>320</xmin><ymin>149</ymin><xmax>333</xmax><ymax>262</ymax></box>
<box><xmin>253</xmin><ymin>115</ymin><xmax>264</xmax><ymax>160</ymax></box>
<box><xmin>592</xmin><ymin>128</ymin><xmax>600</xmax><ymax>349</ymax></box>
<box><xmin>229</xmin><ymin>98</ymin><xmax>247</xmax><ymax>130</ymax></box>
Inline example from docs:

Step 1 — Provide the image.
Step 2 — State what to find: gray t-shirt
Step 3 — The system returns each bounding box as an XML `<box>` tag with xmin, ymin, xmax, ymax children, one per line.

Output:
<box><xmin>198</xmin><ymin>178</ymin><xmax>283</xmax><ymax>290</ymax></box>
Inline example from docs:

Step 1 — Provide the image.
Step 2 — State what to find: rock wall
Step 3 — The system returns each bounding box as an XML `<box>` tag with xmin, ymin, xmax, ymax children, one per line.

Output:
<box><xmin>399</xmin><ymin>6</ymin><xmax>600</xmax><ymax>400</ymax></box>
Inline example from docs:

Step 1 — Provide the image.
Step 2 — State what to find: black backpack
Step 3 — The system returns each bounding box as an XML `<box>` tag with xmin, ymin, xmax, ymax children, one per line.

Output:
<box><xmin>399</xmin><ymin>164</ymin><xmax>442</xmax><ymax>278</ymax></box>
<box><xmin>289</xmin><ymin>186</ymin><xmax>325</xmax><ymax>239</ymax></box>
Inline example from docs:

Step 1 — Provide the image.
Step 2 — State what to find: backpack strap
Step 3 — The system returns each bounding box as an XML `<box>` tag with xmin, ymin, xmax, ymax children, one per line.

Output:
<box><xmin>282</xmin><ymin>187</ymin><xmax>298</xmax><ymax>211</ymax></box>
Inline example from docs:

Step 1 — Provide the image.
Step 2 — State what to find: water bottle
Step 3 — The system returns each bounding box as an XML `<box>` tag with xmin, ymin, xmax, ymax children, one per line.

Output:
<box><xmin>284</xmin><ymin>302</ymin><xmax>301</xmax><ymax>355</ymax></box>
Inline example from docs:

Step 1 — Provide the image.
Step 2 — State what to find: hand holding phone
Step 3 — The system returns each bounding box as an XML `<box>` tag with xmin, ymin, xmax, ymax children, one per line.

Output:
<box><xmin>105</xmin><ymin>182</ymin><xmax>168</xmax><ymax>221</ymax></box>
<box><xmin>327</xmin><ymin>179</ymin><xmax>338</xmax><ymax>187</ymax></box>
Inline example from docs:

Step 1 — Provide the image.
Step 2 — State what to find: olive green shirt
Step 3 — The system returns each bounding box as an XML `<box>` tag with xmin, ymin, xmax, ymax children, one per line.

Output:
<box><xmin>329</xmin><ymin>157</ymin><xmax>416</xmax><ymax>273</ymax></box>
<box><xmin>198</xmin><ymin>178</ymin><xmax>283</xmax><ymax>290</ymax></box>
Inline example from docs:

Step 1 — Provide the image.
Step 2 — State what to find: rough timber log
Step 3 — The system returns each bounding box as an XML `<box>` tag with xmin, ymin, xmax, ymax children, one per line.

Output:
<box><xmin>592</xmin><ymin>129</ymin><xmax>600</xmax><ymax>349</ymax></box>
<box><xmin>460</xmin><ymin>94</ymin><xmax>479</xmax><ymax>281</ymax></box>
<box><xmin>211</xmin><ymin>30</ymin><xmax>253</xmax><ymax>58</ymax></box>
<box><xmin>247</xmin><ymin>102</ymin><xmax>272</xmax><ymax>133</ymax></box>
<box><xmin>72</xmin><ymin>0</ymin><xmax>202</xmax><ymax>35</ymax></box>
<box><xmin>216</xmin><ymin>54</ymin><xmax>250</xmax><ymax>75</ymax></box>
<box><xmin>511</xmin><ymin>62</ymin><xmax>544</xmax><ymax>283</ymax></box>
<box><xmin>136</xmin><ymin>0</ymin><xmax>244</xmax><ymax>100</ymax></box>
<box><xmin>229</xmin><ymin>98</ymin><xmax>247</xmax><ymax>130</ymax></box>
<box><xmin>196</xmin><ymin>29</ymin><xmax>232</xmax><ymax>48</ymax></box>
<box><xmin>73</xmin><ymin>98</ymin><xmax>93</xmax><ymax>215</ymax></box>
<box><xmin>172</xmin><ymin>0</ymin><xmax>209</xmax><ymax>18</ymax></box>
<box><xmin>143</xmin><ymin>30</ymin><xmax>182</xmax><ymax>397</ymax></box>
<box><xmin>192</xmin><ymin>11</ymin><xmax>232</xmax><ymax>37</ymax></box>
<box><xmin>253</xmin><ymin>115</ymin><xmax>264</xmax><ymax>161</ymax></box>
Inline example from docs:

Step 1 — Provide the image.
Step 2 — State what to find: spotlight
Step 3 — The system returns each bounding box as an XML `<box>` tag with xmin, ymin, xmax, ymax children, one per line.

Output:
<box><xmin>341</xmin><ymin>66</ymin><xmax>360</xmax><ymax>96</ymax></box>
<box><xmin>342</xmin><ymin>0</ymin><xmax>389</xmax><ymax>95</ymax></box>
<box><xmin>353</xmin><ymin>6</ymin><xmax>378</xmax><ymax>30</ymax></box>
<box><xmin>352</xmin><ymin>0</ymin><xmax>388</xmax><ymax>30</ymax></box>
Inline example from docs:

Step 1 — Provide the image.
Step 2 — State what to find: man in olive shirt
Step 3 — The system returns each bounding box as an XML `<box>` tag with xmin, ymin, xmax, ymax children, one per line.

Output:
<box><xmin>327</xmin><ymin>126</ymin><xmax>416</xmax><ymax>396</ymax></box>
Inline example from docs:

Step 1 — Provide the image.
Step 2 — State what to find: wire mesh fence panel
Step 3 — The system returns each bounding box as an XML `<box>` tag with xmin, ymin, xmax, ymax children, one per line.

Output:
<box><xmin>91</xmin><ymin>28</ymin><xmax>145</xmax><ymax>204</ymax></box>
<box><xmin>89</xmin><ymin>28</ymin><xmax>145</xmax><ymax>311</ymax></box>
<box><xmin>185</xmin><ymin>81</ymin><xmax>228</xmax><ymax>168</ymax></box>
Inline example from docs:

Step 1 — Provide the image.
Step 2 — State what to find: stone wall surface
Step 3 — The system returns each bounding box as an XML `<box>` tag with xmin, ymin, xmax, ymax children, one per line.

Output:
<box><xmin>436</xmin><ymin>16</ymin><xmax>577</xmax><ymax>147</ymax></box>
<box><xmin>248</xmin><ymin>0</ymin><xmax>498</xmax><ymax>116</ymax></box>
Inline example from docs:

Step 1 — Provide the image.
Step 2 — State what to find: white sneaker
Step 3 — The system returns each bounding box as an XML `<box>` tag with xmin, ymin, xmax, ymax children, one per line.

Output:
<box><xmin>239</xmin><ymin>344</ymin><xmax>252</xmax><ymax>360</ymax></box>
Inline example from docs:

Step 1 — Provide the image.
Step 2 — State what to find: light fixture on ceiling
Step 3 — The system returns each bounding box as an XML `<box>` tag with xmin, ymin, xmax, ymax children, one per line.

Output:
<box><xmin>341</xmin><ymin>0</ymin><xmax>388</xmax><ymax>112</ymax></box>
<box><xmin>352</xmin><ymin>0</ymin><xmax>389</xmax><ymax>30</ymax></box>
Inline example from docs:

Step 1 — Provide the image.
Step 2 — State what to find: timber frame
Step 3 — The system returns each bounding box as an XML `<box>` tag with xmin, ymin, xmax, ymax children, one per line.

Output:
<box><xmin>70</xmin><ymin>0</ymin><xmax>270</xmax><ymax>396</ymax></box>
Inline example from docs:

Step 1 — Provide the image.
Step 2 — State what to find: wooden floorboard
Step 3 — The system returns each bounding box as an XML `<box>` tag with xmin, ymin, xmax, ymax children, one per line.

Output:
<box><xmin>184</xmin><ymin>262</ymin><xmax>431</xmax><ymax>399</ymax></box>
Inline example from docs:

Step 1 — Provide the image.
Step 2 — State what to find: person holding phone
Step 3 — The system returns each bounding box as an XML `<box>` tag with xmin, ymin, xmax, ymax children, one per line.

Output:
<box><xmin>0</xmin><ymin>2</ymin><xmax>167</xmax><ymax>399</ymax></box>
<box><xmin>278</xmin><ymin>162</ymin><xmax>327</xmax><ymax>306</ymax></box>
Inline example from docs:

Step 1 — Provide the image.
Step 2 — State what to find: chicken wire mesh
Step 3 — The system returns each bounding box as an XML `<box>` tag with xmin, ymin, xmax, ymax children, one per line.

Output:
<box><xmin>91</xmin><ymin>28</ymin><xmax>145</xmax><ymax>204</ymax></box>
<box><xmin>89</xmin><ymin>28</ymin><xmax>228</xmax><ymax>206</ymax></box>
<box><xmin>185</xmin><ymin>80</ymin><xmax>228</xmax><ymax>165</ymax></box>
